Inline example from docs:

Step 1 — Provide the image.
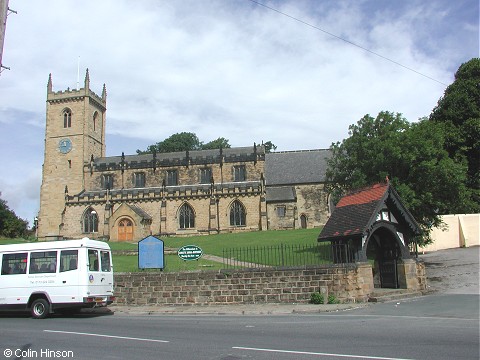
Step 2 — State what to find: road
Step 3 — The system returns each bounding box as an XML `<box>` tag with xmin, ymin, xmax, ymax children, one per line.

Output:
<box><xmin>0</xmin><ymin>293</ymin><xmax>478</xmax><ymax>360</ymax></box>
<box><xmin>1</xmin><ymin>247</ymin><xmax>478</xmax><ymax>360</ymax></box>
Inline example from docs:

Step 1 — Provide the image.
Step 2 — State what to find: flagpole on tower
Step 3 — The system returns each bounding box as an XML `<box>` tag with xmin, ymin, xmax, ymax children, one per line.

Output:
<box><xmin>76</xmin><ymin>56</ymin><xmax>80</xmax><ymax>89</ymax></box>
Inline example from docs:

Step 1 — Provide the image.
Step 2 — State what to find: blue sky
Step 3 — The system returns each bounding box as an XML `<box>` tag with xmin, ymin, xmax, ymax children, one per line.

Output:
<box><xmin>0</xmin><ymin>0</ymin><xmax>478</xmax><ymax>226</ymax></box>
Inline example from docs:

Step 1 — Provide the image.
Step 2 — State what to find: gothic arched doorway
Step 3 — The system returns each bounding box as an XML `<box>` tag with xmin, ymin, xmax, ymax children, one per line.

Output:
<box><xmin>366</xmin><ymin>227</ymin><xmax>402</xmax><ymax>289</ymax></box>
<box><xmin>118</xmin><ymin>218</ymin><xmax>134</xmax><ymax>241</ymax></box>
<box><xmin>300</xmin><ymin>214</ymin><xmax>307</xmax><ymax>229</ymax></box>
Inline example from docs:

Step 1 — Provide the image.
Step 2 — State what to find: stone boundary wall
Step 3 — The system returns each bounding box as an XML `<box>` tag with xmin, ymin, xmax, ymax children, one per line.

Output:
<box><xmin>114</xmin><ymin>263</ymin><xmax>375</xmax><ymax>306</ymax></box>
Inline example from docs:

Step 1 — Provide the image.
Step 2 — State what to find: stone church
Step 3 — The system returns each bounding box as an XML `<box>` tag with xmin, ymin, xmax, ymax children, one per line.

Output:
<box><xmin>37</xmin><ymin>70</ymin><xmax>332</xmax><ymax>241</ymax></box>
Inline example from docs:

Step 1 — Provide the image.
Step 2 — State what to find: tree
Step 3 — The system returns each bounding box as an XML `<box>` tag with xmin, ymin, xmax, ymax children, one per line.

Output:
<box><xmin>326</xmin><ymin>111</ymin><xmax>469</xmax><ymax>245</ymax></box>
<box><xmin>262</xmin><ymin>141</ymin><xmax>277</xmax><ymax>153</ymax></box>
<box><xmin>202</xmin><ymin>137</ymin><xmax>231</xmax><ymax>150</ymax></box>
<box><xmin>0</xmin><ymin>193</ymin><xmax>28</xmax><ymax>238</ymax></box>
<box><xmin>137</xmin><ymin>133</ymin><xmax>277</xmax><ymax>154</ymax></box>
<box><xmin>137</xmin><ymin>132</ymin><xmax>202</xmax><ymax>154</ymax></box>
<box><xmin>429</xmin><ymin>58</ymin><xmax>480</xmax><ymax>211</ymax></box>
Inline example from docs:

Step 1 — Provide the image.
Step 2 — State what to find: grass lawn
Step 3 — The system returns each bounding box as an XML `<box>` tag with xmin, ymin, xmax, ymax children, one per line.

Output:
<box><xmin>114</xmin><ymin>254</ymin><xmax>224</xmax><ymax>273</ymax></box>
<box><xmin>0</xmin><ymin>228</ymin><xmax>324</xmax><ymax>272</ymax></box>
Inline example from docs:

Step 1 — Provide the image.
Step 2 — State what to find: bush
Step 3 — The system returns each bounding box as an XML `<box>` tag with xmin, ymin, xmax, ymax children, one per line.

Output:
<box><xmin>310</xmin><ymin>292</ymin><xmax>324</xmax><ymax>304</ymax></box>
<box><xmin>328</xmin><ymin>294</ymin><xmax>340</xmax><ymax>304</ymax></box>
<box><xmin>310</xmin><ymin>292</ymin><xmax>340</xmax><ymax>304</ymax></box>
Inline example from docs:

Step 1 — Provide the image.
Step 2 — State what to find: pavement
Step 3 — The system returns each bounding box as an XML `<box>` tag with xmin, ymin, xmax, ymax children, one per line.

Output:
<box><xmin>106</xmin><ymin>246</ymin><xmax>479</xmax><ymax>316</ymax></box>
<box><xmin>107</xmin><ymin>302</ymin><xmax>367</xmax><ymax>316</ymax></box>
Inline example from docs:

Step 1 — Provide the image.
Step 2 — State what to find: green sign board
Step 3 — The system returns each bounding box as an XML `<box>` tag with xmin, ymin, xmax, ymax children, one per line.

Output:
<box><xmin>177</xmin><ymin>245</ymin><xmax>203</xmax><ymax>261</ymax></box>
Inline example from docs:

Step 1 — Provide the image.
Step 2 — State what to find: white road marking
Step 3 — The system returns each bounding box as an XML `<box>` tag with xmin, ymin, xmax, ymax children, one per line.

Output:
<box><xmin>233</xmin><ymin>346</ymin><xmax>416</xmax><ymax>360</ymax></box>
<box><xmin>44</xmin><ymin>330</ymin><xmax>169</xmax><ymax>343</ymax></box>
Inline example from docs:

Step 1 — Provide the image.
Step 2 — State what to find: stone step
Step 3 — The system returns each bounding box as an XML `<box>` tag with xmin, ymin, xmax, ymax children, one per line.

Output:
<box><xmin>368</xmin><ymin>289</ymin><xmax>423</xmax><ymax>303</ymax></box>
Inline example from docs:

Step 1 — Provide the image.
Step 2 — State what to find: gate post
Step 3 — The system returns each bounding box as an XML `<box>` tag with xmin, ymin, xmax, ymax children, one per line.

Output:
<box><xmin>397</xmin><ymin>258</ymin><xmax>418</xmax><ymax>290</ymax></box>
<box><xmin>356</xmin><ymin>262</ymin><xmax>374</xmax><ymax>300</ymax></box>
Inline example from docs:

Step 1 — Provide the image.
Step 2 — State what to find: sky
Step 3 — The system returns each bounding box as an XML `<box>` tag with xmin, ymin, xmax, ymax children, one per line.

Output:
<box><xmin>0</xmin><ymin>0</ymin><xmax>478</xmax><ymax>226</ymax></box>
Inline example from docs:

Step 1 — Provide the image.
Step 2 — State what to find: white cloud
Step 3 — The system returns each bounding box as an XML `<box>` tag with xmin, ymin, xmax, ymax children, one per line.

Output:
<box><xmin>0</xmin><ymin>0</ymin><xmax>477</xmax><ymax>223</ymax></box>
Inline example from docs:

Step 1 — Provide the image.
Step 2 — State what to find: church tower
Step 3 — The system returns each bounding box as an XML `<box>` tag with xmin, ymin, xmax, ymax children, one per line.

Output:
<box><xmin>37</xmin><ymin>70</ymin><xmax>107</xmax><ymax>240</ymax></box>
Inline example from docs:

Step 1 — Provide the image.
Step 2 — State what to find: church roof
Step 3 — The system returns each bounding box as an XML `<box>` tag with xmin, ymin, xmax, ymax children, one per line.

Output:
<box><xmin>129</xmin><ymin>204</ymin><xmax>152</xmax><ymax>220</ymax></box>
<box><xmin>318</xmin><ymin>183</ymin><xmax>421</xmax><ymax>242</ymax></box>
<box><xmin>266</xmin><ymin>186</ymin><xmax>296</xmax><ymax>202</ymax></box>
<box><xmin>264</xmin><ymin>149</ymin><xmax>331</xmax><ymax>185</ymax></box>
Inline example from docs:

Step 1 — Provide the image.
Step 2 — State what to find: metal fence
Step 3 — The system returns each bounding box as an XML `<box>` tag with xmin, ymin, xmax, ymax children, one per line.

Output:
<box><xmin>222</xmin><ymin>242</ymin><xmax>355</xmax><ymax>270</ymax></box>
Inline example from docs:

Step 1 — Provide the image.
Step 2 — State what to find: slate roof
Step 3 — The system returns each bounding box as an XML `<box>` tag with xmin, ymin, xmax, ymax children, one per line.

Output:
<box><xmin>318</xmin><ymin>183</ymin><xmax>392</xmax><ymax>241</ymax></box>
<box><xmin>264</xmin><ymin>149</ymin><xmax>331</xmax><ymax>185</ymax></box>
<box><xmin>129</xmin><ymin>204</ymin><xmax>152</xmax><ymax>220</ymax></box>
<box><xmin>266</xmin><ymin>186</ymin><xmax>296</xmax><ymax>202</ymax></box>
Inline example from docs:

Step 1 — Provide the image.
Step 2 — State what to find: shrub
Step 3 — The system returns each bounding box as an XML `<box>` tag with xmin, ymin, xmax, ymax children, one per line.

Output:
<box><xmin>310</xmin><ymin>292</ymin><xmax>341</xmax><ymax>304</ymax></box>
<box><xmin>310</xmin><ymin>292</ymin><xmax>324</xmax><ymax>304</ymax></box>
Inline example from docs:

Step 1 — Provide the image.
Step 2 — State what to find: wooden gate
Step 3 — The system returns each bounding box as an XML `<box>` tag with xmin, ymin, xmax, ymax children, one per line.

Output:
<box><xmin>379</xmin><ymin>259</ymin><xmax>398</xmax><ymax>288</ymax></box>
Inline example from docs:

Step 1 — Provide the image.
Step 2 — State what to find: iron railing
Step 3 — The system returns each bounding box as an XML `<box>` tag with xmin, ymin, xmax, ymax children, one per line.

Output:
<box><xmin>222</xmin><ymin>242</ymin><xmax>355</xmax><ymax>270</ymax></box>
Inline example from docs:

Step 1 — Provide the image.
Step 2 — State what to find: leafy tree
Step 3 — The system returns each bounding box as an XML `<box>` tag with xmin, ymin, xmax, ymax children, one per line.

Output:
<box><xmin>202</xmin><ymin>137</ymin><xmax>231</xmax><ymax>150</ymax></box>
<box><xmin>262</xmin><ymin>140</ymin><xmax>277</xmax><ymax>153</ymax></box>
<box><xmin>0</xmin><ymin>193</ymin><xmax>28</xmax><ymax>238</ymax></box>
<box><xmin>429</xmin><ymin>58</ymin><xmax>480</xmax><ymax>211</ymax></box>
<box><xmin>326</xmin><ymin>111</ymin><xmax>469</xmax><ymax>245</ymax></box>
<box><xmin>137</xmin><ymin>132</ymin><xmax>202</xmax><ymax>154</ymax></box>
<box><xmin>137</xmin><ymin>132</ymin><xmax>277</xmax><ymax>154</ymax></box>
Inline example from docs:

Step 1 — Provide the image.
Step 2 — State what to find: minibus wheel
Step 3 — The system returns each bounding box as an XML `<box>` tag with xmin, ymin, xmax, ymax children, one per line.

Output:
<box><xmin>31</xmin><ymin>298</ymin><xmax>50</xmax><ymax>319</ymax></box>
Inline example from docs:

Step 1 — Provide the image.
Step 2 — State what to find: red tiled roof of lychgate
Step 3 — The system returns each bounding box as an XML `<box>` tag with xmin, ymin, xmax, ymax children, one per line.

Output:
<box><xmin>336</xmin><ymin>183</ymin><xmax>388</xmax><ymax>208</ymax></box>
<box><xmin>318</xmin><ymin>183</ymin><xmax>389</xmax><ymax>241</ymax></box>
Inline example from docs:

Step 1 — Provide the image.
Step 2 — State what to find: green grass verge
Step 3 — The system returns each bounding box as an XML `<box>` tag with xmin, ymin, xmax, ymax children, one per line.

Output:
<box><xmin>113</xmin><ymin>254</ymin><xmax>224</xmax><ymax>273</ymax></box>
<box><xmin>1</xmin><ymin>228</ymin><xmax>323</xmax><ymax>272</ymax></box>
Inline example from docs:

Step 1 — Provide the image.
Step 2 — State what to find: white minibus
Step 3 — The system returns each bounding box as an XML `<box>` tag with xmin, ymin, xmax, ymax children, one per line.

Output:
<box><xmin>0</xmin><ymin>238</ymin><xmax>115</xmax><ymax>319</ymax></box>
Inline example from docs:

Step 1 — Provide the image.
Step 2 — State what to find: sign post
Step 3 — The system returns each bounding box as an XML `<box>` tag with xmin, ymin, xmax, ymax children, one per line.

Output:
<box><xmin>177</xmin><ymin>245</ymin><xmax>203</xmax><ymax>261</ymax></box>
<box><xmin>138</xmin><ymin>236</ymin><xmax>165</xmax><ymax>270</ymax></box>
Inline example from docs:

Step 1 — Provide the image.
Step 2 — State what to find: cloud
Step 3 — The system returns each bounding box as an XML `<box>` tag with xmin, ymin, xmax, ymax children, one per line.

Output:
<box><xmin>0</xmin><ymin>0</ymin><xmax>478</xmax><ymax>224</ymax></box>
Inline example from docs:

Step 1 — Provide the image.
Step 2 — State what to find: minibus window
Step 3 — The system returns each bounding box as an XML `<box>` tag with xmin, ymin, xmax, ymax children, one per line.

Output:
<box><xmin>88</xmin><ymin>249</ymin><xmax>99</xmax><ymax>271</ymax></box>
<box><xmin>60</xmin><ymin>250</ymin><xmax>78</xmax><ymax>272</ymax></box>
<box><xmin>30</xmin><ymin>251</ymin><xmax>57</xmax><ymax>273</ymax></box>
<box><xmin>1</xmin><ymin>253</ymin><xmax>27</xmax><ymax>275</ymax></box>
<box><xmin>101</xmin><ymin>251</ymin><xmax>111</xmax><ymax>272</ymax></box>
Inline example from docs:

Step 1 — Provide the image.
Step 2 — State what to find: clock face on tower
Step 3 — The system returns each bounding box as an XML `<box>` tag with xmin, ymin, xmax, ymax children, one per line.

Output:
<box><xmin>58</xmin><ymin>138</ymin><xmax>72</xmax><ymax>154</ymax></box>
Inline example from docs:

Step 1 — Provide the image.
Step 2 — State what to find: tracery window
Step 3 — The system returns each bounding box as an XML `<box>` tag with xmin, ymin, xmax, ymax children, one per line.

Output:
<box><xmin>179</xmin><ymin>203</ymin><xmax>195</xmax><ymax>229</ymax></box>
<box><xmin>230</xmin><ymin>200</ymin><xmax>246</xmax><ymax>226</ymax></box>
<box><xmin>63</xmin><ymin>109</ymin><xmax>72</xmax><ymax>128</ymax></box>
<box><xmin>83</xmin><ymin>208</ymin><xmax>98</xmax><ymax>233</ymax></box>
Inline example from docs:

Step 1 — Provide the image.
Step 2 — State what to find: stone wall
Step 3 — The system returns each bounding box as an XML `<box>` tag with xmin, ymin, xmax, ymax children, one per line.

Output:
<box><xmin>114</xmin><ymin>263</ymin><xmax>375</xmax><ymax>306</ymax></box>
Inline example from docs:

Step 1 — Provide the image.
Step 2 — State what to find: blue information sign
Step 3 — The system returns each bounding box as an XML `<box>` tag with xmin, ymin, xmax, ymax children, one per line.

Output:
<box><xmin>138</xmin><ymin>236</ymin><xmax>164</xmax><ymax>269</ymax></box>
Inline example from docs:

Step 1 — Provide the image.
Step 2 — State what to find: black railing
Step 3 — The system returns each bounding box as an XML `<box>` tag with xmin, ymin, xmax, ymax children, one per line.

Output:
<box><xmin>222</xmin><ymin>242</ymin><xmax>355</xmax><ymax>270</ymax></box>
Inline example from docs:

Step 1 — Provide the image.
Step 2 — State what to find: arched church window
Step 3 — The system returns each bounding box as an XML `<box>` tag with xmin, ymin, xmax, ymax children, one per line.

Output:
<box><xmin>230</xmin><ymin>200</ymin><xmax>246</xmax><ymax>226</ymax></box>
<box><xmin>63</xmin><ymin>109</ymin><xmax>72</xmax><ymax>128</ymax></box>
<box><xmin>179</xmin><ymin>203</ymin><xmax>195</xmax><ymax>229</ymax></box>
<box><xmin>83</xmin><ymin>208</ymin><xmax>98</xmax><ymax>233</ymax></box>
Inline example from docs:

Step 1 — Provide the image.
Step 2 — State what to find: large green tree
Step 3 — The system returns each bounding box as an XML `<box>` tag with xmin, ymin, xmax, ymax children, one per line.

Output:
<box><xmin>326</xmin><ymin>111</ymin><xmax>469</xmax><ymax>245</ymax></box>
<box><xmin>137</xmin><ymin>132</ymin><xmax>277</xmax><ymax>154</ymax></box>
<box><xmin>0</xmin><ymin>193</ymin><xmax>28</xmax><ymax>238</ymax></box>
<box><xmin>137</xmin><ymin>132</ymin><xmax>233</xmax><ymax>154</ymax></box>
<box><xmin>429</xmin><ymin>58</ymin><xmax>480</xmax><ymax>211</ymax></box>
